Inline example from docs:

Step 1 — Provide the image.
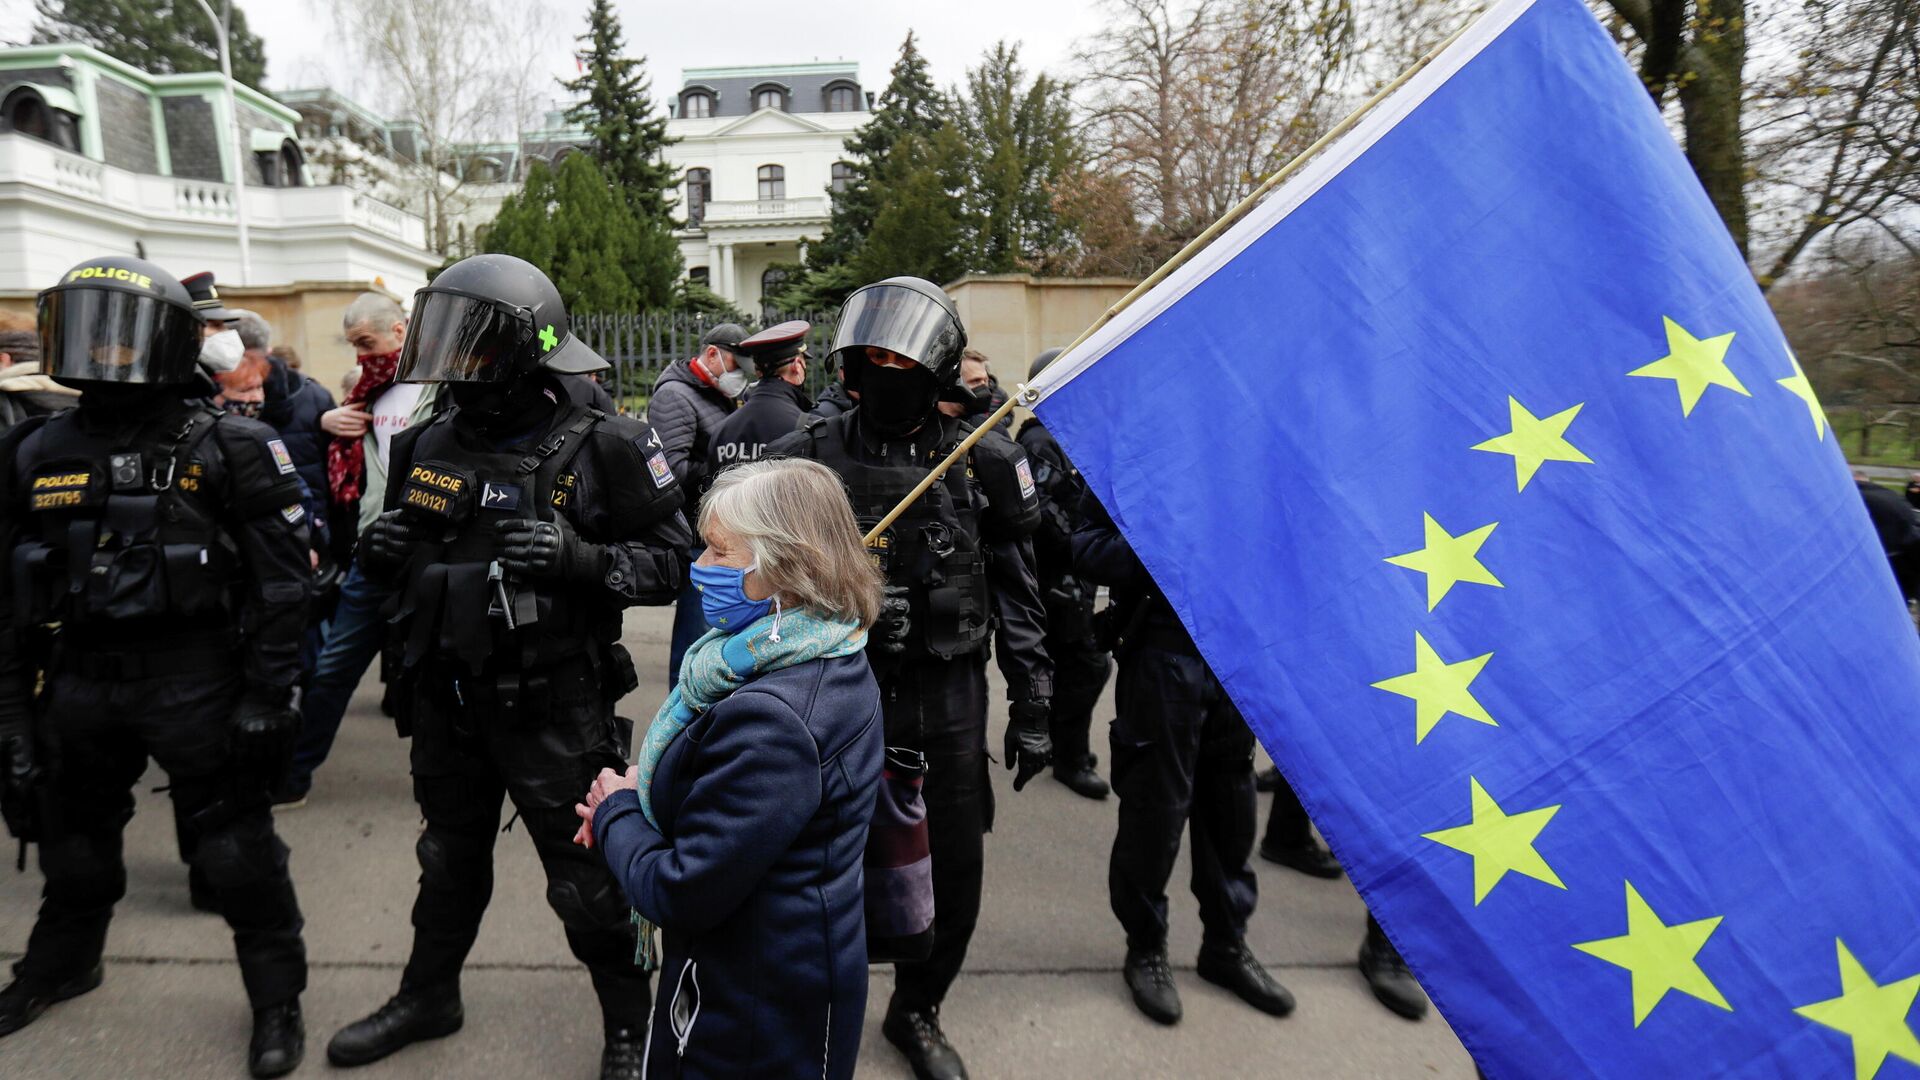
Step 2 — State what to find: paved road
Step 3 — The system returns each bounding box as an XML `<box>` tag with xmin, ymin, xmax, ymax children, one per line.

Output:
<box><xmin>0</xmin><ymin>607</ymin><xmax>1476</xmax><ymax>1079</ymax></box>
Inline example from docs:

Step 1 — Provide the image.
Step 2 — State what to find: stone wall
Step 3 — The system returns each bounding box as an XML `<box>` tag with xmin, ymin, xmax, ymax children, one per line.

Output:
<box><xmin>945</xmin><ymin>274</ymin><xmax>1139</xmax><ymax>382</ymax></box>
<box><xmin>163</xmin><ymin>96</ymin><xmax>221</xmax><ymax>181</ymax></box>
<box><xmin>94</xmin><ymin>74</ymin><xmax>157</xmax><ymax>174</ymax></box>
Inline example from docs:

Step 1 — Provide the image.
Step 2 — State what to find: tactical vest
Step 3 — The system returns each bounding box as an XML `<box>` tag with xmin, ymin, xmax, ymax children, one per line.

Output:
<box><xmin>804</xmin><ymin>416</ymin><xmax>991</xmax><ymax>661</ymax></box>
<box><xmin>10</xmin><ymin>405</ymin><xmax>241</xmax><ymax>636</ymax></box>
<box><xmin>389</xmin><ymin>406</ymin><xmax>606</xmax><ymax>679</ymax></box>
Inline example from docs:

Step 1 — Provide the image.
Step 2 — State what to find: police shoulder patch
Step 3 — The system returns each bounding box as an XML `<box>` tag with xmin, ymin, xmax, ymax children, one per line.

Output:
<box><xmin>281</xmin><ymin>503</ymin><xmax>305</xmax><ymax>524</ymax></box>
<box><xmin>266</xmin><ymin>438</ymin><xmax>296</xmax><ymax>475</ymax></box>
<box><xmin>1014</xmin><ymin>457</ymin><xmax>1037</xmax><ymax>500</ymax></box>
<box><xmin>647</xmin><ymin>453</ymin><xmax>674</xmax><ymax>489</ymax></box>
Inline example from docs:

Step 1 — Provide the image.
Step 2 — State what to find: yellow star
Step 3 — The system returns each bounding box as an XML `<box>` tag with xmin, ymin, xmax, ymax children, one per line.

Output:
<box><xmin>1794</xmin><ymin>939</ymin><xmax>1920</xmax><ymax>1080</ymax></box>
<box><xmin>1421</xmin><ymin>777</ymin><xmax>1564</xmax><ymax>904</ymax></box>
<box><xmin>1628</xmin><ymin>316</ymin><xmax>1749</xmax><ymax>416</ymax></box>
<box><xmin>1471</xmin><ymin>397</ymin><xmax>1594</xmax><ymax>491</ymax></box>
<box><xmin>1573</xmin><ymin>882</ymin><xmax>1732</xmax><ymax>1027</ymax></box>
<box><xmin>1777</xmin><ymin>350</ymin><xmax>1827</xmax><ymax>440</ymax></box>
<box><xmin>1385</xmin><ymin>513</ymin><xmax>1504</xmax><ymax>611</ymax></box>
<box><xmin>1370</xmin><ymin>633</ymin><xmax>1496</xmax><ymax>744</ymax></box>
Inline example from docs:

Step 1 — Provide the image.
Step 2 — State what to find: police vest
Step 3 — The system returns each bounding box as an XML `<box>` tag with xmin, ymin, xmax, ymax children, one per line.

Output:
<box><xmin>11</xmin><ymin>405</ymin><xmax>243</xmax><ymax>634</ymax></box>
<box><xmin>388</xmin><ymin>405</ymin><xmax>607</xmax><ymax>676</ymax></box>
<box><xmin>802</xmin><ymin>416</ymin><xmax>991</xmax><ymax>661</ymax></box>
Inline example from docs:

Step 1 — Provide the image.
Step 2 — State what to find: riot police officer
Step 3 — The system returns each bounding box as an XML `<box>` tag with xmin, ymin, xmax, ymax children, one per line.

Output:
<box><xmin>324</xmin><ymin>255</ymin><xmax>690</xmax><ymax>1080</ymax></box>
<box><xmin>704</xmin><ymin>319</ymin><xmax>813</xmax><ymax>475</ymax></box>
<box><xmin>0</xmin><ymin>256</ymin><xmax>312</xmax><ymax>1077</ymax></box>
<box><xmin>767</xmin><ymin>277</ymin><xmax>1053</xmax><ymax>1080</ymax></box>
<box><xmin>1073</xmin><ymin>494</ymin><xmax>1293</xmax><ymax>1028</ymax></box>
<box><xmin>1017</xmin><ymin>347</ymin><xmax>1112</xmax><ymax>800</ymax></box>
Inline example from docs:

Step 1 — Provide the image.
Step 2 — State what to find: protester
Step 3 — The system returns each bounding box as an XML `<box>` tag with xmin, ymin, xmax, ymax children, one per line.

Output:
<box><xmin>650</xmin><ymin>323</ymin><xmax>747</xmax><ymax>686</ymax></box>
<box><xmin>936</xmin><ymin>349</ymin><xmax>1010</xmax><ymax>432</ymax></box>
<box><xmin>766</xmin><ymin>277</ymin><xmax>1054</xmax><ymax>1080</ymax></box>
<box><xmin>0</xmin><ymin>311</ymin><xmax>77</xmax><ymax>433</ymax></box>
<box><xmin>326</xmin><ymin>256</ymin><xmax>687</xmax><ymax>1080</ymax></box>
<box><xmin>705</xmin><ymin>320</ymin><xmax>812</xmax><ymax>474</ymax></box>
<box><xmin>580</xmin><ymin>457</ymin><xmax>883</xmax><ymax>1080</ymax></box>
<box><xmin>231</xmin><ymin>309</ymin><xmax>336</xmax><ymax>560</ymax></box>
<box><xmin>1855</xmin><ymin>469</ymin><xmax>1920</xmax><ymax>604</ymax></box>
<box><xmin>269</xmin><ymin>344</ymin><xmax>302</xmax><ymax>371</ymax></box>
<box><xmin>278</xmin><ymin>293</ymin><xmax>441</xmax><ymax>806</ymax></box>
<box><xmin>0</xmin><ymin>256</ymin><xmax>310</xmax><ymax>1077</ymax></box>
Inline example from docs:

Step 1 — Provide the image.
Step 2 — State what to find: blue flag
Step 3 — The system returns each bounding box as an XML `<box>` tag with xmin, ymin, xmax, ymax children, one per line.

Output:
<box><xmin>1032</xmin><ymin>0</ymin><xmax>1920</xmax><ymax>1075</ymax></box>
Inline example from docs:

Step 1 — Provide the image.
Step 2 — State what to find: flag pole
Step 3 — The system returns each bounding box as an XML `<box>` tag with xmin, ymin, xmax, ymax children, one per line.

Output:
<box><xmin>860</xmin><ymin>12</ymin><xmax>1483</xmax><ymax>546</ymax></box>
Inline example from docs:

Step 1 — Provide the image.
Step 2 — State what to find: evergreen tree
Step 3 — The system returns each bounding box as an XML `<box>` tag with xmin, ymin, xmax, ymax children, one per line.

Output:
<box><xmin>561</xmin><ymin>0</ymin><xmax>678</xmax><ymax>221</ymax></box>
<box><xmin>33</xmin><ymin>0</ymin><xmax>268</xmax><ymax>87</ymax></box>
<box><xmin>798</xmin><ymin>31</ymin><xmax>950</xmax><ymax>296</ymax></box>
<box><xmin>484</xmin><ymin>153</ymin><xmax>682</xmax><ymax>312</ymax></box>
<box><xmin>956</xmin><ymin>43</ymin><xmax>1085</xmax><ymax>273</ymax></box>
<box><xmin>856</xmin><ymin>123</ymin><xmax>971</xmax><ymax>285</ymax></box>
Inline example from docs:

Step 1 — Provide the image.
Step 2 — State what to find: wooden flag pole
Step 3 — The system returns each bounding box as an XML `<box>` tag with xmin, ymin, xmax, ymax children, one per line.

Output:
<box><xmin>859</xmin><ymin>12</ymin><xmax>1481</xmax><ymax>546</ymax></box>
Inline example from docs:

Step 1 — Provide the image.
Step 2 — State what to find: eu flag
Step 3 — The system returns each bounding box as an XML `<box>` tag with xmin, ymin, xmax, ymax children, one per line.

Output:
<box><xmin>1031</xmin><ymin>0</ymin><xmax>1920</xmax><ymax>1074</ymax></box>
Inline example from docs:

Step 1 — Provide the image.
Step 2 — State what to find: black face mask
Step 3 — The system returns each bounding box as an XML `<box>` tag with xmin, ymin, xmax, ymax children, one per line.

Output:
<box><xmin>75</xmin><ymin>383</ymin><xmax>174</xmax><ymax>414</ymax></box>
<box><xmin>861</xmin><ymin>365</ymin><xmax>937</xmax><ymax>439</ymax></box>
<box><xmin>222</xmin><ymin>400</ymin><xmax>263</xmax><ymax>419</ymax></box>
<box><xmin>960</xmin><ymin>383</ymin><xmax>993</xmax><ymax>416</ymax></box>
<box><xmin>451</xmin><ymin>377</ymin><xmax>553</xmax><ymax>435</ymax></box>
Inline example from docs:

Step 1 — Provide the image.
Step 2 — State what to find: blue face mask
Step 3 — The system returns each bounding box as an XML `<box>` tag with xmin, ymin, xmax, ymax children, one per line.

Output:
<box><xmin>691</xmin><ymin>561</ymin><xmax>774</xmax><ymax>633</ymax></box>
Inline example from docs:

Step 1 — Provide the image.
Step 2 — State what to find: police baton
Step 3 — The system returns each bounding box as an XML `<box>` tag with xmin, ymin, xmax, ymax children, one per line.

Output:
<box><xmin>860</xmin><ymin>13</ymin><xmax>1477</xmax><ymax>548</ymax></box>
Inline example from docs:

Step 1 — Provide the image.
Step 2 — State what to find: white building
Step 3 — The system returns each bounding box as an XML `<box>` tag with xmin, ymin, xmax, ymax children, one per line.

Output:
<box><xmin>283</xmin><ymin>61</ymin><xmax>869</xmax><ymax>315</ymax></box>
<box><xmin>0</xmin><ymin>44</ymin><xmax>439</xmax><ymax>301</ymax></box>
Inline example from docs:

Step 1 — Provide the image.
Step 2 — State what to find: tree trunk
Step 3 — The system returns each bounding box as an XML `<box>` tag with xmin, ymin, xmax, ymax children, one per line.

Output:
<box><xmin>1675</xmin><ymin>0</ymin><xmax>1749</xmax><ymax>256</ymax></box>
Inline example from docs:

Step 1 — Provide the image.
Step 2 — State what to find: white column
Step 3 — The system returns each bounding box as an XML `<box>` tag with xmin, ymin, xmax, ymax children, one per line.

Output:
<box><xmin>715</xmin><ymin>243</ymin><xmax>735</xmax><ymax>301</ymax></box>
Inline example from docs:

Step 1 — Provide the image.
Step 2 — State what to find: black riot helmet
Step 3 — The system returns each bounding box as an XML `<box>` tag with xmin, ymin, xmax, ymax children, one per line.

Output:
<box><xmin>1029</xmin><ymin>347</ymin><xmax>1065</xmax><ymax>383</ymax></box>
<box><xmin>38</xmin><ymin>255</ymin><xmax>205</xmax><ymax>389</ymax></box>
<box><xmin>830</xmin><ymin>276</ymin><xmax>966</xmax><ymax>395</ymax></box>
<box><xmin>397</xmin><ymin>254</ymin><xmax>606</xmax><ymax>384</ymax></box>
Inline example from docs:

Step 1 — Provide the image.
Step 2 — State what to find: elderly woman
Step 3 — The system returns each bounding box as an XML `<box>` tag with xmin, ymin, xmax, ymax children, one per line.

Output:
<box><xmin>578</xmin><ymin>457</ymin><xmax>883</xmax><ymax>1080</ymax></box>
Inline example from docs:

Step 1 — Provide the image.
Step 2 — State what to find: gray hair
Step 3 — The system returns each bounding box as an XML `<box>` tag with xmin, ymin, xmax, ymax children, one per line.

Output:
<box><xmin>698</xmin><ymin>458</ymin><xmax>883</xmax><ymax>629</ymax></box>
<box><xmin>342</xmin><ymin>292</ymin><xmax>404</xmax><ymax>334</ymax></box>
<box><xmin>229</xmin><ymin>308</ymin><xmax>271</xmax><ymax>352</ymax></box>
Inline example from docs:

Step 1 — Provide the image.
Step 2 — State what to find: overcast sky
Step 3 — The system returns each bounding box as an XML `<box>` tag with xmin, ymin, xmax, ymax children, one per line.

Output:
<box><xmin>52</xmin><ymin>0</ymin><xmax>1111</xmax><ymax>118</ymax></box>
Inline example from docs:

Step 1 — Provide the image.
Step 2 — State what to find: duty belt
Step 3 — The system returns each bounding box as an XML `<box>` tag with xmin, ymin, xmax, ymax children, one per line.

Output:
<box><xmin>55</xmin><ymin>643</ymin><xmax>240</xmax><ymax>680</ymax></box>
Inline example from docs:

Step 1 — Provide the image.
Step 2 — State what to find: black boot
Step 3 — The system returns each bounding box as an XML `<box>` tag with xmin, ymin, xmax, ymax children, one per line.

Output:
<box><xmin>601</xmin><ymin>1026</ymin><xmax>645</xmax><ymax>1080</ymax></box>
<box><xmin>1052</xmin><ymin>754</ymin><xmax>1110</xmax><ymax>800</ymax></box>
<box><xmin>326</xmin><ymin>984</ymin><xmax>464</xmax><ymax>1067</ymax></box>
<box><xmin>1360</xmin><ymin>926</ymin><xmax>1430</xmax><ymax>1020</ymax></box>
<box><xmin>882</xmin><ymin>998</ymin><xmax>968</xmax><ymax>1080</ymax></box>
<box><xmin>249</xmin><ymin>999</ymin><xmax>305</xmax><ymax>1078</ymax></box>
<box><xmin>1122</xmin><ymin>945</ymin><xmax>1182</xmax><ymax>1025</ymax></box>
<box><xmin>0</xmin><ymin>965</ymin><xmax>103</xmax><ymax>1038</ymax></box>
<box><xmin>1197</xmin><ymin>942</ymin><xmax>1295</xmax><ymax>1017</ymax></box>
<box><xmin>1258</xmin><ymin>833</ymin><xmax>1343</xmax><ymax>879</ymax></box>
<box><xmin>188</xmin><ymin>866</ymin><xmax>221</xmax><ymax>913</ymax></box>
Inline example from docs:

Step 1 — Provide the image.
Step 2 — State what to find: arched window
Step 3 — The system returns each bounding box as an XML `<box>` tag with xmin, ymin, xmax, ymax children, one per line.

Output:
<box><xmin>686</xmin><ymin>167</ymin><xmax>711</xmax><ymax>226</ymax></box>
<box><xmin>682</xmin><ymin>92</ymin><xmax>712</xmax><ymax>119</ymax></box>
<box><xmin>755</xmin><ymin>88</ymin><xmax>784</xmax><ymax>111</ymax></box>
<box><xmin>830</xmin><ymin>161</ymin><xmax>855</xmax><ymax>194</ymax></box>
<box><xmin>762</xmin><ymin>265</ymin><xmax>790</xmax><ymax>303</ymax></box>
<box><xmin>827</xmin><ymin>86</ymin><xmax>858</xmax><ymax>112</ymax></box>
<box><xmin>757</xmin><ymin>164</ymin><xmax>785</xmax><ymax>201</ymax></box>
<box><xmin>2</xmin><ymin>86</ymin><xmax>80</xmax><ymax>152</ymax></box>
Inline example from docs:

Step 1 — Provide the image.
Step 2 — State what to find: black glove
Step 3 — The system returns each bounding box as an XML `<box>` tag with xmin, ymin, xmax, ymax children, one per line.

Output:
<box><xmin>495</xmin><ymin>518</ymin><xmax>606</xmax><ymax>584</ymax></box>
<box><xmin>0</xmin><ymin>729</ymin><xmax>41</xmax><ymax>845</ymax></box>
<box><xmin>1005</xmin><ymin>700</ymin><xmax>1053</xmax><ymax>792</ymax></box>
<box><xmin>873</xmin><ymin>584</ymin><xmax>912</xmax><ymax>656</ymax></box>
<box><xmin>362</xmin><ymin>509</ymin><xmax>427</xmax><ymax>567</ymax></box>
<box><xmin>229</xmin><ymin>690</ymin><xmax>298</xmax><ymax>777</ymax></box>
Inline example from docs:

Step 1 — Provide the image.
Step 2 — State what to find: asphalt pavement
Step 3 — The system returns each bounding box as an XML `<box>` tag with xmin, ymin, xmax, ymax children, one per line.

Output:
<box><xmin>0</xmin><ymin>606</ymin><xmax>1477</xmax><ymax>1079</ymax></box>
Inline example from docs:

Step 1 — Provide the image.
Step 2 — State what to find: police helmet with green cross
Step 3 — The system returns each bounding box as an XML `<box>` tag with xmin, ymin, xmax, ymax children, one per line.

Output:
<box><xmin>396</xmin><ymin>253</ymin><xmax>607</xmax><ymax>384</ymax></box>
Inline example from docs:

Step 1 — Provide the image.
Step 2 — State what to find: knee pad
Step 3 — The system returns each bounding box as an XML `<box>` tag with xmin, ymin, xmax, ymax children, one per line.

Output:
<box><xmin>546</xmin><ymin>867</ymin><xmax>625</xmax><ymax>933</ymax></box>
<box><xmin>194</xmin><ymin>818</ymin><xmax>287</xmax><ymax>892</ymax></box>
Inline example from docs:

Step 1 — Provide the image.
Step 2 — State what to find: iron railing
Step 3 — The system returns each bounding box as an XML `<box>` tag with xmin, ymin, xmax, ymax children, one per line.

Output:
<box><xmin>570</xmin><ymin>309</ymin><xmax>840</xmax><ymax>412</ymax></box>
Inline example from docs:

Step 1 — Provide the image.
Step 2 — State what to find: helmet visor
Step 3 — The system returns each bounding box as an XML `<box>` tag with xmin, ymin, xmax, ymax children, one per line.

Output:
<box><xmin>38</xmin><ymin>287</ymin><xmax>203</xmax><ymax>385</ymax></box>
<box><xmin>396</xmin><ymin>289</ymin><xmax>532</xmax><ymax>383</ymax></box>
<box><xmin>830</xmin><ymin>283</ymin><xmax>961</xmax><ymax>371</ymax></box>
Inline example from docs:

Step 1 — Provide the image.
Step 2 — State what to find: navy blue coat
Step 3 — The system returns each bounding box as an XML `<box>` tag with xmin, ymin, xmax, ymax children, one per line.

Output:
<box><xmin>594</xmin><ymin>652</ymin><xmax>882</xmax><ymax>1080</ymax></box>
<box><xmin>258</xmin><ymin>356</ymin><xmax>335</xmax><ymax>546</ymax></box>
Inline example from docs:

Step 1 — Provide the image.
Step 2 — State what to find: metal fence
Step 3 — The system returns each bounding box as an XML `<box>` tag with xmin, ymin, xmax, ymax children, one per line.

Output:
<box><xmin>571</xmin><ymin>310</ymin><xmax>841</xmax><ymax>413</ymax></box>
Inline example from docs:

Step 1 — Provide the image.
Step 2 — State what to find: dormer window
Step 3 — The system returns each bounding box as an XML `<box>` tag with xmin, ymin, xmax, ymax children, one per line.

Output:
<box><xmin>683</xmin><ymin>92</ymin><xmax>712</xmax><ymax>119</ymax></box>
<box><xmin>822</xmin><ymin>79</ymin><xmax>862</xmax><ymax>113</ymax></box>
<box><xmin>1</xmin><ymin>84</ymin><xmax>81</xmax><ymax>152</ymax></box>
<box><xmin>751</xmin><ymin>82</ymin><xmax>789</xmax><ymax>112</ymax></box>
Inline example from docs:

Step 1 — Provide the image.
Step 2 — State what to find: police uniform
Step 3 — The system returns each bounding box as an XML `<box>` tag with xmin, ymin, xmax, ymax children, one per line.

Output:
<box><xmin>704</xmin><ymin>320</ymin><xmax>813</xmax><ymax>476</ymax></box>
<box><xmin>1017</xmin><ymin>349</ymin><xmax>1112</xmax><ymax>799</ymax></box>
<box><xmin>766</xmin><ymin>276</ymin><xmax>1052</xmax><ymax>1080</ymax></box>
<box><xmin>1072</xmin><ymin>494</ymin><xmax>1294</xmax><ymax>1025</ymax></box>
<box><xmin>0</xmin><ymin>257</ymin><xmax>312</xmax><ymax>1078</ymax></box>
<box><xmin>326</xmin><ymin>255</ymin><xmax>689</xmax><ymax>1080</ymax></box>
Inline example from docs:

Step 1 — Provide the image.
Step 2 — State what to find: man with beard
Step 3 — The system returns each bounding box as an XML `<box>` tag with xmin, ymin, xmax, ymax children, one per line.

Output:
<box><xmin>324</xmin><ymin>255</ymin><xmax>688</xmax><ymax>1080</ymax></box>
<box><xmin>0</xmin><ymin>256</ymin><xmax>312</xmax><ymax>1076</ymax></box>
<box><xmin>768</xmin><ymin>277</ymin><xmax>1053</xmax><ymax>1080</ymax></box>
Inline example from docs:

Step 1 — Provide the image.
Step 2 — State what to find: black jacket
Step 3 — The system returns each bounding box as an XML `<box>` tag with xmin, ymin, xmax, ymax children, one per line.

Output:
<box><xmin>706</xmin><ymin>378</ymin><xmax>812</xmax><ymax>479</ymax></box>
<box><xmin>1016</xmin><ymin>417</ymin><xmax>1086</xmax><ymax>585</ymax></box>
<box><xmin>257</xmin><ymin>355</ymin><xmax>336</xmax><ymax>549</ymax></box>
<box><xmin>1858</xmin><ymin>480</ymin><xmax>1919</xmax><ymax>556</ymax></box>
<box><xmin>1072</xmin><ymin>490</ymin><xmax>1195</xmax><ymax>656</ymax></box>
<box><xmin>648</xmin><ymin>360</ymin><xmax>736</xmax><ymax>530</ymax></box>
<box><xmin>595</xmin><ymin>653</ymin><xmax>882</xmax><ymax>1079</ymax></box>
<box><xmin>810</xmin><ymin>380</ymin><xmax>855</xmax><ymax>420</ymax></box>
